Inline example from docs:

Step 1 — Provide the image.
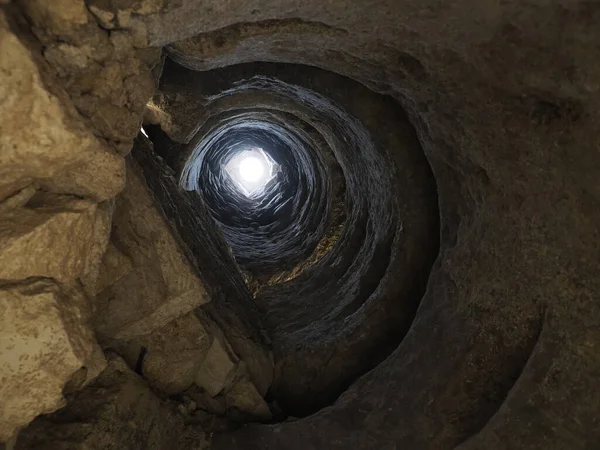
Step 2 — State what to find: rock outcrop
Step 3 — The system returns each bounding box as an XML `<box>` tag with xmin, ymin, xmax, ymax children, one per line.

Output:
<box><xmin>13</xmin><ymin>354</ymin><xmax>208</xmax><ymax>450</ymax></box>
<box><xmin>0</xmin><ymin>278</ymin><xmax>103</xmax><ymax>441</ymax></box>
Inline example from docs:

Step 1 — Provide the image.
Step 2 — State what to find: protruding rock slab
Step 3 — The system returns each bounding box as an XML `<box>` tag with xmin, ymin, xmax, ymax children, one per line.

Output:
<box><xmin>0</xmin><ymin>195</ymin><xmax>112</xmax><ymax>290</ymax></box>
<box><xmin>115</xmin><ymin>290</ymin><xmax>210</xmax><ymax>340</ymax></box>
<box><xmin>194</xmin><ymin>335</ymin><xmax>239</xmax><ymax>397</ymax></box>
<box><xmin>0</xmin><ymin>278</ymin><xmax>104</xmax><ymax>442</ymax></box>
<box><xmin>224</xmin><ymin>364</ymin><xmax>273</xmax><ymax>422</ymax></box>
<box><xmin>94</xmin><ymin>159</ymin><xmax>210</xmax><ymax>340</ymax></box>
<box><xmin>131</xmin><ymin>140</ymin><xmax>274</xmax><ymax>400</ymax></box>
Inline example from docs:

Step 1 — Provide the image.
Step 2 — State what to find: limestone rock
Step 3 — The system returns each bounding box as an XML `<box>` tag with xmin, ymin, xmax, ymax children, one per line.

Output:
<box><xmin>21</xmin><ymin>0</ymin><xmax>89</xmax><ymax>37</ymax></box>
<box><xmin>224</xmin><ymin>373</ymin><xmax>273</xmax><ymax>422</ymax></box>
<box><xmin>0</xmin><ymin>194</ymin><xmax>112</xmax><ymax>289</ymax></box>
<box><xmin>187</xmin><ymin>361</ymin><xmax>272</xmax><ymax>422</ymax></box>
<box><xmin>140</xmin><ymin>313</ymin><xmax>212</xmax><ymax>395</ymax></box>
<box><xmin>14</xmin><ymin>354</ymin><xmax>208</xmax><ymax>450</ymax></box>
<box><xmin>194</xmin><ymin>335</ymin><xmax>239</xmax><ymax>397</ymax></box>
<box><xmin>93</xmin><ymin>241</ymin><xmax>134</xmax><ymax>295</ymax></box>
<box><xmin>116</xmin><ymin>290</ymin><xmax>211</xmax><ymax>340</ymax></box>
<box><xmin>0</xmin><ymin>12</ymin><xmax>125</xmax><ymax>202</ymax></box>
<box><xmin>0</xmin><ymin>278</ymin><xmax>104</xmax><ymax>442</ymax></box>
<box><xmin>95</xmin><ymin>159</ymin><xmax>210</xmax><ymax>339</ymax></box>
<box><xmin>88</xmin><ymin>5</ymin><xmax>116</xmax><ymax>29</ymax></box>
<box><xmin>20</xmin><ymin>0</ymin><xmax>162</xmax><ymax>154</ymax></box>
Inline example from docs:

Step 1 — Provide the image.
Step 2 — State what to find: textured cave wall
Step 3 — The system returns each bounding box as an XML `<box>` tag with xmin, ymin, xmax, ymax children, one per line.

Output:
<box><xmin>134</xmin><ymin>0</ymin><xmax>599</xmax><ymax>448</ymax></box>
<box><xmin>149</xmin><ymin>60</ymin><xmax>439</xmax><ymax>416</ymax></box>
<box><xmin>1</xmin><ymin>0</ymin><xmax>600</xmax><ymax>449</ymax></box>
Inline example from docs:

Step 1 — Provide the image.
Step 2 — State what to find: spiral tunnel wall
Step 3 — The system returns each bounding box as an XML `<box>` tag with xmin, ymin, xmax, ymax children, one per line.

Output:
<box><xmin>149</xmin><ymin>60</ymin><xmax>439</xmax><ymax>415</ymax></box>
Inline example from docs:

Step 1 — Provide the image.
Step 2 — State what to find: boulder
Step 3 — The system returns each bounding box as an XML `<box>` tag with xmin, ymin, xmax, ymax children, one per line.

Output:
<box><xmin>0</xmin><ymin>194</ymin><xmax>112</xmax><ymax>291</ymax></box>
<box><xmin>14</xmin><ymin>354</ymin><xmax>208</xmax><ymax>450</ymax></box>
<box><xmin>224</xmin><ymin>364</ymin><xmax>273</xmax><ymax>422</ymax></box>
<box><xmin>0</xmin><ymin>278</ymin><xmax>104</xmax><ymax>442</ymax></box>
<box><xmin>194</xmin><ymin>335</ymin><xmax>239</xmax><ymax>397</ymax></box>
<box><xmin>140</xmin><ymin>313</ymin><xmax>212</xmax><ymax>395</ymax></box>
<box><xmin>184</xmin><ymin>385</ymin><xmax>227</xmax><ymax>416</ymax></box>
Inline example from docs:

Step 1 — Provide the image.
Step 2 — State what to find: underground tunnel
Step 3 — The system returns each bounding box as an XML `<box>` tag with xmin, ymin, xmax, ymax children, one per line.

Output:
<box><xmin>1</xmin><ymin>1</ymin><xmax>599</xmax><ymax>449</ymax></box>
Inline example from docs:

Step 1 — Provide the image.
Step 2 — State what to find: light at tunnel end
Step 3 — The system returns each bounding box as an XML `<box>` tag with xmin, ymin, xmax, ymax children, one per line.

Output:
<box><xmin>225</xmin><ymin>146</ymin><xmax>276</xmax><ymax>197</ymax></box>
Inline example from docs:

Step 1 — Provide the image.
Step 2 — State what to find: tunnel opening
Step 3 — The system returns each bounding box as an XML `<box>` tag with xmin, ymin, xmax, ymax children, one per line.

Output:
<box><xmin>143</xmin><ymin>59</ymin><xmax>440</xmax><ymax>419</ymax></box>
<box><xmin>224</xmin><ymin>146</ymin><xmax>276</xmax><ymax>198</ymax></box>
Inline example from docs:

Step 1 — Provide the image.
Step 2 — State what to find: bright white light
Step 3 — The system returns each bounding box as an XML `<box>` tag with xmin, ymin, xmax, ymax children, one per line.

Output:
<box><xmin>224</xmin><ymin>147</ymin><xmax>277</xmax><ymax>197</ymax></box>
<box><xmin>239</xmin><ymin>156</ymin><xmax>265</xmax><ymax>182</ymax></box>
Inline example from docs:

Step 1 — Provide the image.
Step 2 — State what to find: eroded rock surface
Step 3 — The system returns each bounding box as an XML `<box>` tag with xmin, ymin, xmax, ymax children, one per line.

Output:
<box><xmin>0</xmin><ymin>279</ymin><xmax>103</xmax><ymax>441</ymax></box>
<box><xmin>14</xmin><ymin>355</ymin><xmax>208</xmax><ymax>450</ymax></box>
<box><xmin>0</xmin><ymin>194</ymin><xmax>112</xmax><ymax>292</ymax></box>
<box><xmin>18</xmin><ymin>0</ymin><xmax>163</xmax><ymax>155</ymax></box>
<box><xmin>94</xmin><ymin>159</ymin><xmax>210</xmax><ymax>340</ymax></box>
<box><xmin>94</xmin><ymin>157</ymin><xmax>273</xmax><ymax>420</ymax></box>
<box><xmin>0</xmin><ymin>11</ymin><xmax>124</xmax><ymax>202</ymax></box>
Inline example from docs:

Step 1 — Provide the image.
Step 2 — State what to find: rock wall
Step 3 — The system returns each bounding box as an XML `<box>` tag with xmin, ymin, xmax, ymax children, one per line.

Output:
<box><xmin>95</xmin><ymin>155</ymin><xmax>273</xmax><ymax>419</ymax></box>
<box><xmin>14</xmin><ymin>354</ymin><xmax>209</xmax><ymax>450</ymax></box>
<box><xmin>0</xmin><ymin>6</ymin><xmax>121</xmax><ymax>440</ymax></box>
<box><xmin>1</xmin><ymin>0</ymin><xmax>271</xmax><ymax>443</ymax></box>
<box><xmin>1</xmin><ymin>0</ymin><xmax>600</xmax><ymax>449</ymax></box>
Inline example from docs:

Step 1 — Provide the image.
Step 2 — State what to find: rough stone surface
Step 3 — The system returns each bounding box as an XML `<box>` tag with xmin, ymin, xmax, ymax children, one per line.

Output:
<box><xmin>139</xmin><ymin>313</ymin><xmax>211</xmax><ymax>395</ymax></box>
<box><xmin>94</xmin><ymin>159</ymin><xmax>210</xmax><ymax>340</ymax></box>
<box><xmin>223</xmin><ymin>364</ymin><xmax>272</xmax><ymax>422</ymax></box>
<box><xmin>194</xmin><ymin>335</ymin><xmax>238</xmax><ymax>397</ymax></box>
<box><xmin>0</xmin><ymin>278</ymin><xmax>104</xmax><ymax>442</ymax></box>
<box><xmin>115</xmin><ymin>289</ymin><xmax>209</xmax><ymax>340</ymax></box>
<box><xmin>0</xmin><ymin>11</ymin><xmax>124</xmax><ymax>202</ymax></box>
<box><xmin>184</xmin><ymin>385</ymin><xmax>227</xmax><ymax>416</ymax></box>
<box><xmin>0</xmin><ymin>194</ymin><xmax>112</xmax><ymax>290</ymax></box>
<box><xmin>19</xmin><ymin>0</ymin><xmax>163</xmax><ymax>155</ymax></box>
<box><xmin>131</xmin><ymin>140</ymin><xmax>275</xmax><ymax>397</ymax></box>
<box><xmin>13</xmin><ymin>354</ymin><xmax>208</xmax><ymax>450</ymax></box>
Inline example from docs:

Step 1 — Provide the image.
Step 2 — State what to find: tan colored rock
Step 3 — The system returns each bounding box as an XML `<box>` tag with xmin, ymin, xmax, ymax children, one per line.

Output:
<box><xmin>95</xmin><ymin>266</ymin><xmax>170</xmax><ymax>338</ymax></box>
<box><xmin>194</xmin><ymin>335</ymin><xmax>239</xmax><ymax>397</ymax></box>
<box><xmin>94</xmin><ymin>241</ymin><xmax>134</xmax><ymax>295</ymax></box>
<box><xmin>21</xmin><ymin>0</ymin><xmax>89</xmax><ymax>37</ymax></box>
<box><xmin>88</xmin><ymin>5</ymin><xmax>116</xmax><ymax>29</ymax></box>
<box><xmin>95</xmin><ymin>160</ymin><xmax>210</xmax><ymax>339</ymax></box>
<box><xmin>0</xmin><ymin>185</ymin><xmax>37</xmax><ymax>213</ymax></box>
<box><xmin>116</xmin><ymin>290</ymin><xmax>210</xmax><ymax>340</ymax></box>
<box><xmin>0</xmin><ymin>195</ymin><xmax>112</xmax><ymax>289</ymax></box>
<box><xmin>140</xmin><ymin>313</ymin><xmax>212</xmax><ymax>395</ymax></box>
<box><xmin>14</xmin><ymin>354</ymin><xmax>209</xmax><ymax>450</ymax></box>
<box><xmin>0</xmin><ymin>278</ymin><xmax>104</xmax><ymax>441</ymax></box>
<box><xmin>0</xmin><ymin>12</ymin><xmax>124</xmax><ymax>203</ymax></box>
<box><xmin>225</xmin><ymin>373</ymin><xmax>272</xmax><ymax>422</ymax></box>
